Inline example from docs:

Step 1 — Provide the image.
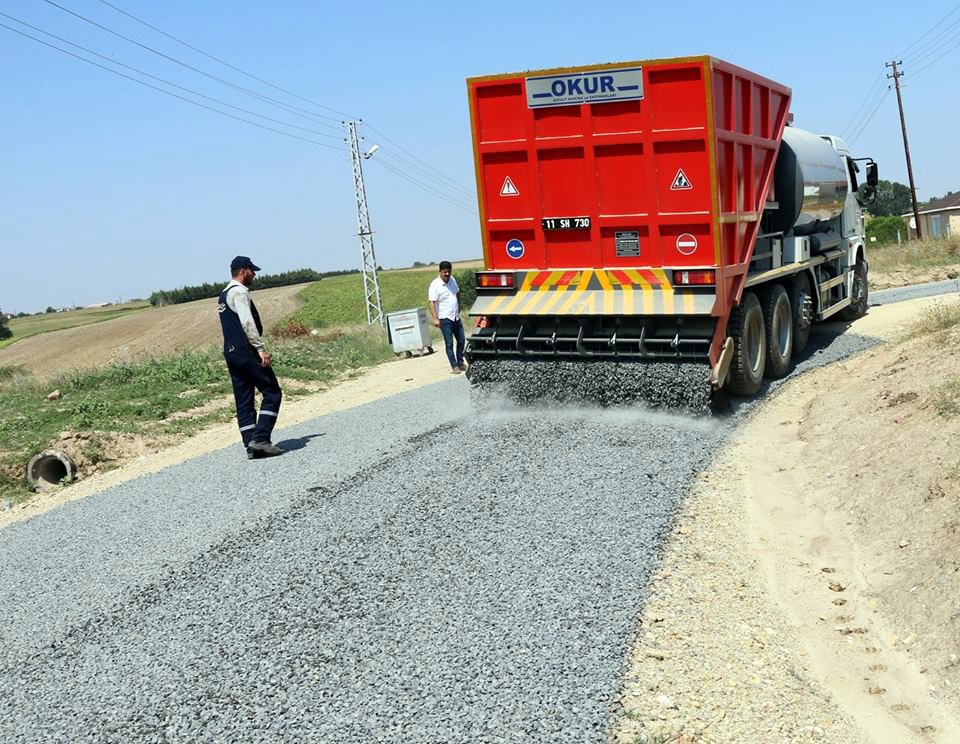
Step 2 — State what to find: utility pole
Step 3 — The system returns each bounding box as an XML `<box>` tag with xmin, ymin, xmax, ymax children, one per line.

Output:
<box><xmin>344</xmin><ymin>119</ymin><xmax>385</xmax><ymax>327</ymax></box>
<box><xmin>886</xmin><ymin>60</ymin><xmax>923</xmax><ymax>240</ymax></box>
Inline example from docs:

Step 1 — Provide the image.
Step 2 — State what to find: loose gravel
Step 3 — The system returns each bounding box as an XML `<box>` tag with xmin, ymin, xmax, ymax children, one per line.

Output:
<box><xmin>468</xmin><ymin>359</ymin><xmax>714</xmax><ymax>413</ymax></box>
<box><xmin>0</xmin><ymin>319</ymin><xmax>888</xmax><ymax>743</ymax></box>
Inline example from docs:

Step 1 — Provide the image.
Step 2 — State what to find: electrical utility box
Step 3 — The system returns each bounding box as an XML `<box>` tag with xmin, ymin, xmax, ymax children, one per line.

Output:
<box><xmin>386</xmin><ymin>307</ymin><xmax>434</xmax><ymax>355</ymax></box>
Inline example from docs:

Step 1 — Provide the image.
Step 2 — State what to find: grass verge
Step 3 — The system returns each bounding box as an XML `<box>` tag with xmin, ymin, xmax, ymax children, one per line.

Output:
<box><xmin>0</xmin><ymin>302</ymin><xmax>150</xmax><ymax>350</ymax></box>
<box><xmin>0</xmin><ymin>327</ymin><xmax>393</xmax><ymax>502</ymax></box>
<box><xmin>869</xmin><ymin>236</ymin><xmax>960</xmax><ymax>274</ymax></box>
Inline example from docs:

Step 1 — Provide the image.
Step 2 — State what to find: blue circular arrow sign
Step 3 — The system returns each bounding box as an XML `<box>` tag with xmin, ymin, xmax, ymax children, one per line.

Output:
<box><xmin>506</xmin><ymin>238</ymin><xmax>525</xmax><ymax>259</ymax></box>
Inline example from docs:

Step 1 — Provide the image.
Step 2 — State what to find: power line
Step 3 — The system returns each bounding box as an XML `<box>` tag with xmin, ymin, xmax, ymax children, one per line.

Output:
<box><xmin>368</xmin><ymin>158</ymin><xmax>478</xmax><ymax>215</ymax></box>
<box><xmin>0</xmin><ymin>11</ymin><xmax>342</xmax><ymax>140</ymax></box>
<box><xmin>906</xmin><ymin>17</ymin><xmax>960</xmax><ymax>66</ymax></box>
<box><xmin>846</xmin><ymin>87</ymin><xmax>889</xmax><ymax>146</ymax></box>
<box><xmin>365</xmin><ymin>122</ymin><xmax>476</xmax><ymax>197</ymax></box>
<box><xmin>41</xmin><ymin>0</ymin><xmax>342</xmax><ymax>130</ymax></box>
<box><xmin>840</xmin><ymin>69</ymin><xmax>885</xmax><ymax>141</ymax></box>
<box><xmin>894</xmin><ymin>2</ymin><xmax>960</xmax><ymax>58</ymax></box>
<box><xmin>376</xmin><ymin>147</ymin><xmax>477</xmax><ymax>200</ymax></box>
<box><xmin>912</xmin><ymin>35</ymin><xmax>960</xmax><ymax>76</ymax></box>
<box><xmin>0</xmin><ymin>21</ymin><xmax>347</xmax><ymax>150</ymax></box>
<box><xmin>372</xmin><ymin>158</ymin><xmax>478</xmax><ymax>214</ymax></box>
<box><xmin>46</xmin><ymin>0</ymin><xmax>477</xmax><ymax>211</ymax></box>
<box><xmin>94</xmin><ymin>0</ymin><xmax>359</xmax><ymax>121</ymax></box>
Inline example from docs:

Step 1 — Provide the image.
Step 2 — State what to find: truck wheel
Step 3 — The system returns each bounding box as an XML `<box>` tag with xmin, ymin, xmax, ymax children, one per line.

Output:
<box><xmin>762</xmin><ymin>284</ymin><xmax>793</xmax><ymax>379</ymax></box>
<box><xmin>840</xmin><ymin>257</ymin><xmax>869</xmax><ymax>320</ymax></box>
<box><xmin>790</xmin><ymin>272</ymin><xmax>813</xmax><ymax>354</ymax></box>
<box><xmin>727</xmin><ymin>291</ymin><xmax>766</xmax><ymax>396</ymax></box>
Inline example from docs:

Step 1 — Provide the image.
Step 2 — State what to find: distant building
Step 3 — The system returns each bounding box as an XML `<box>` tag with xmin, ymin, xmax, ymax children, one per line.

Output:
<box><xmin>902</xmin><ymin>192</ymin><xmax>960</xmax><ymax>240</ymax></box>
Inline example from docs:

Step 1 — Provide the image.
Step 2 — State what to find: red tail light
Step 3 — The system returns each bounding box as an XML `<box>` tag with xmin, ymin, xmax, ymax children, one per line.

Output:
<box><xmin>476</xmin><ymin>272</ymin><xmax>515</xmax><ymax>288</ymax></box>
<box><xmin>672</xmin><ymin>270</ymin><xmax>716</xmax><ymax>286</ymax></box>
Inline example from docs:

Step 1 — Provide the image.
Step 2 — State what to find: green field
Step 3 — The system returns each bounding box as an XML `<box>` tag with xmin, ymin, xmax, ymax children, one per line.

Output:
<box><xmin>288</xmin><ymin>269</ymin><xmax>436</xmax><ymax>327</ymax></box>
<box><xmin>1</xmin><ymin>302</ymin><xmax>150</xmax><ymax>350</ymax></box>
<box><xmin>286</xmin><ymin>267</ymin><xmax>477</xmax><ymax>329</ymax></box>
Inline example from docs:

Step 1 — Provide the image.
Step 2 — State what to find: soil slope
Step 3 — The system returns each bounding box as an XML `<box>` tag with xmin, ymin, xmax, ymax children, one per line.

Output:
<box><xmin>615</xmin><ymin>293</ymin><xmax>960</xmax><ymax>743</ymax></box>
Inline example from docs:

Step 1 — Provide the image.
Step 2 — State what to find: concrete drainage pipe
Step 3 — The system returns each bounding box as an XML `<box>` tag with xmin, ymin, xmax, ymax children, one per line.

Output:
<box><xmin>27</xmin><ymin>449</ymin><xmax>77</xmax><ymax>491</ymax></box>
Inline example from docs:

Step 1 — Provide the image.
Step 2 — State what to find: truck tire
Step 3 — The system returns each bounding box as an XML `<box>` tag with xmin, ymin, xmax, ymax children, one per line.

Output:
<box><xmin>761</xmin><ymin>284</ymin><xmax>793</xmax><ymax>379</ymax></box>
<box><xmin>840</xmin><ymin>257</ymin><xmax>869</xmax><ymax>320</ymax></box>
<box><xmin>790</xmin><ymin>272</ymin><xmax>813</xmax><ymax>354</ymax></box>
<box><xmin>727</xmin><ymin>291</ymin><xmax>766</xmax><ymax>396</ymax></box>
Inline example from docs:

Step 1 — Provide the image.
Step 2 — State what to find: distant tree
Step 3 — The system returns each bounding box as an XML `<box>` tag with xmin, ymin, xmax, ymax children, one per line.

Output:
<box><xmin>870</xmin><ymin>180</ymin><xmax>913</xmax><ymax>217</ymax></box>
<box><xmin>412</xmin><ymin>261</ymin><xmax>428</xmax><ymax>268</ymax></box>
<box><xmin>45</xmin><ymin>306</ymin><xmax>56</xmax><ymax>314</ymax></box>
<box><xmin>0</xmin><ymin>313</ymin><xmax>11</xmax><ymax>340</ymax></box>
<box><xmin>16</xmin><ymin>311</ymin><xmax>29</xmax><ymax>318</ymax></box>
<box><xmin>148</xmin><ymin>268</ymin><xmax>325</xmax><ymax>306</ymax></box>
<box><xmin>866</xmin><ymin>215</ymin><xmax>908</xmax><ymax>246</ymax></box>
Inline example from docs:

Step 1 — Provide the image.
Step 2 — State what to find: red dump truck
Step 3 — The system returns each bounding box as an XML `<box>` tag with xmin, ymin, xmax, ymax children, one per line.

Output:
<box><xmin>463</xmin><ymin>56</ymin><xmax>877</xmax><ymax>405</ymax></box>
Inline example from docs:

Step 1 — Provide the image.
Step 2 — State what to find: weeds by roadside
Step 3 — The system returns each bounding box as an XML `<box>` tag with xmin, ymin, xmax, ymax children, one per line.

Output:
<box><xmin>905</xmin><ymin>301</ymin><xmax>960</xmax><ymax>342</ymax></box>
<box><xmin>870</xmin><ymin>236</ymin><xmax>960</xmax><ymax>274</ymax></box>
<box><xmin>935</xmin><ymin>380</ymin><xmax>960</xmax><ymax>418</ymax></box>
<box><xmin>0</xmin><ymin>327</ymin><xmax>393</xmax><ymax>502</ymax></box>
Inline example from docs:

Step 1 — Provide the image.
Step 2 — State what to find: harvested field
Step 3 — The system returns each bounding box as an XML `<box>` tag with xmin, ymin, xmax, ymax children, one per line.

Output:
<box><xmin>0</xmin><ymin>284</ymin><xmax>309</xmax><ymax>377</ymax></box>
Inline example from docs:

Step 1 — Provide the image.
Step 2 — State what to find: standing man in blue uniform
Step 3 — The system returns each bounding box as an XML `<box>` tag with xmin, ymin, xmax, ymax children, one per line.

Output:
<box><xmin>218</xmin><ymin>256</ymin><xmax>283</xmax><ymax>458</ymax></box>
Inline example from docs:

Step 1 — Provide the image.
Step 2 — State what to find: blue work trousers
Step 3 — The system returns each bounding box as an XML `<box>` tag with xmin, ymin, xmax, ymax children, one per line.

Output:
<box><xmin>224</xmin><ymin>348</ymin><xmax>283</xmax><ymax>445</ymax></box>
<box><xmin>439</xmin><ymin>318</ymin><xmax>465</xmax><ymax>369</ymax></box>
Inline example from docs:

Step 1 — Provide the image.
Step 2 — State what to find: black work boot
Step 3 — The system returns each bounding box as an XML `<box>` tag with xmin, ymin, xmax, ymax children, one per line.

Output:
<box><xmin>247</xmin><ymin>440</ymin><xmax>283</xmax><ymax>457</ymax></box>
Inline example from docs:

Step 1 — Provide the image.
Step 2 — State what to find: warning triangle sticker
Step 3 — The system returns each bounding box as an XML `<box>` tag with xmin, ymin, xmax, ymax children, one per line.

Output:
<box><xmin>670</xmin><ymin>169</ymin><xmax>693</xmax><ymax>190</ymax></box>
<box><xmin>500</xmin><ymin>176</ymin><xmax>520</xmax><ymax>197</ymax></box>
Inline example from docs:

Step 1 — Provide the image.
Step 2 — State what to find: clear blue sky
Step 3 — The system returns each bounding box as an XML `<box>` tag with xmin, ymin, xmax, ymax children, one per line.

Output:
<box><xmin>2</xmin><ymin>0</ymin><xmax>956</xmax><ymax>313</ymax></box>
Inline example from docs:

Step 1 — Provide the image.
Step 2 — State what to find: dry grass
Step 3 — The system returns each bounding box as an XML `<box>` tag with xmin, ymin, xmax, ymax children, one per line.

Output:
<box><xmin>907</xmin><ymin>301</ymin><xmax>960</xmax><ymax>340</ymax></box>
<box><xmin>869</xmin><ymin>236</ymin><xmax>960</xmax><ymax>273</ymax></box>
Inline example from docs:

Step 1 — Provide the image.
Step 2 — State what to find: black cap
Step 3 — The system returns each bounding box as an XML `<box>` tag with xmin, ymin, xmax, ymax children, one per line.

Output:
<box><xmin>230</xmin><ymin>255</ymin><xmax>261</xmax><ymax>272</ymax></box>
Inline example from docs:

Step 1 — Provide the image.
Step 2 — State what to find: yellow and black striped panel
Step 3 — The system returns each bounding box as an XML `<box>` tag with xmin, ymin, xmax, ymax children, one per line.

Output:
<box><xmin>470</xmin><ymin>269</ymin><xmax>716</xmax><ymax>317</ymax></box>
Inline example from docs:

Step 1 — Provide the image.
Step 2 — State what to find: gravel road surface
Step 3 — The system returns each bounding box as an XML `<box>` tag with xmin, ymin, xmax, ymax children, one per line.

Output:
<box><xmin>1</xmin><ymin>282</ymin><xmax>945</xmax><ymax>742</ymax></box>
<box><xmin>872</xmin><ymin>278</ymin><xmax>960</xmax><ymax>305</ymax></box>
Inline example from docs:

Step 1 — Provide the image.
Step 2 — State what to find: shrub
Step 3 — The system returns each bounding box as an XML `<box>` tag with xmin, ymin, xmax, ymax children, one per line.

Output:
<box><xmin>454</xmin><ymin>268</ymin><xmax>477</xmax><ymax>309</ymax></box>
<box><xmin>866</xmin><ymin>215</ymin><xmax>909</xmax><ymax>246</ymax></box>
<box><xmin>270</xmin><ymin>320</ymin><xmax>311</xmax><ymax>340</ymax></box>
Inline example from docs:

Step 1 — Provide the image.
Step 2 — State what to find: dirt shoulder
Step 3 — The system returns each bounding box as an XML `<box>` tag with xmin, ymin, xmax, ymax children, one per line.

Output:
<box><xmin>0</xmin><ymin>352</ymin><xmax>453</xmax><ymax>529</ymax></box>
<box><xmin>871</xmin><ymin>264</ymin><xmax>960</xmax><ymax>291</ymax></box>
<box><xmin>614</xmin><ymin>293</ymin><xmax>960</xmax><ymax>743</ymax></box>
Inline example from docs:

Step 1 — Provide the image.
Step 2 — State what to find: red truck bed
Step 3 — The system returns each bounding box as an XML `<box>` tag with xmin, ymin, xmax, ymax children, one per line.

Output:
<box><xmin>467</xmin><ymin>56</ymin><xmax>791</xmax><ymax>362</ymax></box>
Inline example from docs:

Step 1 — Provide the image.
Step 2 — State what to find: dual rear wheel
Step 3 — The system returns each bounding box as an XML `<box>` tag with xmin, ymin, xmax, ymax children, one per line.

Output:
<box><xmin>727</xmin><ymin>281</ymin><xmax>801</xmax><ymax>396</ymax></box>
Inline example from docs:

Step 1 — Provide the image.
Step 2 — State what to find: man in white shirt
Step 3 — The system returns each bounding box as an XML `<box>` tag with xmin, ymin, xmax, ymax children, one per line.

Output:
<box><xmin>428</xmin><ymin>261</ymin><xmax>466</xmax><ymax>374</ymax></box>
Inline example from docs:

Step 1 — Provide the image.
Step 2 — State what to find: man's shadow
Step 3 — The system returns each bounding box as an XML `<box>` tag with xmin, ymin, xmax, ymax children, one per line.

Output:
<box><xmin>275</xmin><ymin>432</ymin><xmax>326</xmax><ymax>452</ymax></box>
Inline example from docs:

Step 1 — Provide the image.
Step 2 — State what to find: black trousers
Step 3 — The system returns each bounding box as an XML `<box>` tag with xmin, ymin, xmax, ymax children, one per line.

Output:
<box><xmin>224</xmin><ymin>348</ymin><xmax>282</xmax><ymax>445</ymax></box>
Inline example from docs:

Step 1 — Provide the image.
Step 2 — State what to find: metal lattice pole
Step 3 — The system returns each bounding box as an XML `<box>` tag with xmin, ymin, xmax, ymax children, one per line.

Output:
<box><xmin>345</xmin><ymin>120</ymin><xmax>385</xmax><ymax>326</ymax></box>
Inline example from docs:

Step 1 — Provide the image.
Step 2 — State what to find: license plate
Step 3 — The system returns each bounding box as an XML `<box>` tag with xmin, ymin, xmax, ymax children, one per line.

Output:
<box><xmin>542</xmin><ymin>216</ymin><xmax>591</xmax><ymax>231</ymax></box>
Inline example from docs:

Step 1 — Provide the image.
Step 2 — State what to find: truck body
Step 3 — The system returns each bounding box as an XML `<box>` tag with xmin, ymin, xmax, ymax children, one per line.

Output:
<box><xmin>464</xmin><ymin>56</ymin><xmax>876</xmax><ymax>399</ymax></box>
